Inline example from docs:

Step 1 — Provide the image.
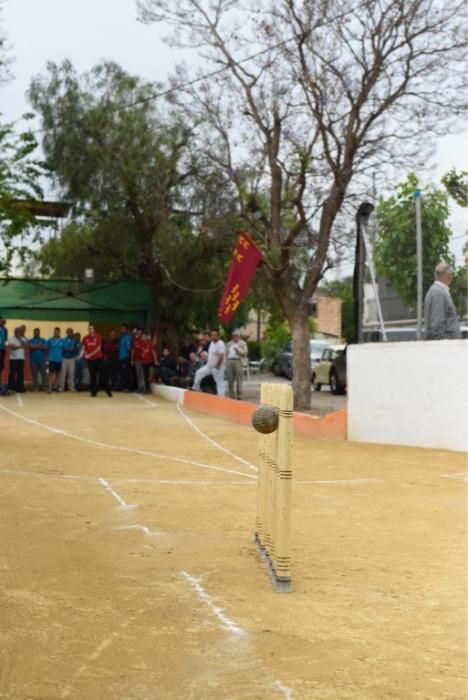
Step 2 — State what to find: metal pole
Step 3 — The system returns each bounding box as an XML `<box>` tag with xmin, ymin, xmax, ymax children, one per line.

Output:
<box><xmin>415</xmin><ymin>191</ymin><xmax>423</xmax><ymax>340</ymax></box>
<box><xmin>361</xmin><ymin>221</ymin><xmax>387</xmax><ymax>341</ymax></box>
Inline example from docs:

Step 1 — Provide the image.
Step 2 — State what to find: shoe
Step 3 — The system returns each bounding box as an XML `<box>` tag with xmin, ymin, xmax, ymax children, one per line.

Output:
<box><xmin>106</xmin><ymin>390</ymin><xmax>113</xmax><ymax>397</ymax></box>
<box><xmin>91</xmin><ymin>393</ymin><xmax>97</xmax><ymax>397</ymax></box>
<box><xmin>47</xmin><ymin>389</ymin><xmax>52</xmax><ymax>394</ymax></box>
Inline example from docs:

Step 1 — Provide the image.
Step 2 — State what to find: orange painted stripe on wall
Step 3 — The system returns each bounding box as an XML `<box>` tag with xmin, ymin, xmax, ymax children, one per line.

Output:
<box><xmin>183</xmin><ymin>391</ymin><xmax>347</xmax><ymax>439</ymax></box>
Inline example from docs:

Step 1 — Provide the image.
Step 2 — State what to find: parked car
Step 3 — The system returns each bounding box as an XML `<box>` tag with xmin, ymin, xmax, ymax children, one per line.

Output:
<box><xmin>271</xmin><ymin>339</ymin><xmax>330</xmax><ymax>380</ymax></box>
<box><xmin>329</xmin><ymin>345</ymin><xmax>347</xmax><ymax>395</ymax></box>
<box><xmin>312</xmin><ymin>345</ymin><xmax>346</xmax><ymax>394</ymax></box>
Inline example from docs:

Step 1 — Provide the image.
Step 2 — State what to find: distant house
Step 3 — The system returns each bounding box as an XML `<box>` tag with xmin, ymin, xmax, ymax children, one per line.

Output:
<box><xmin>242</xmin><ymin>294</ymin><xmax>343</xmax><ymax>341</ymax></box>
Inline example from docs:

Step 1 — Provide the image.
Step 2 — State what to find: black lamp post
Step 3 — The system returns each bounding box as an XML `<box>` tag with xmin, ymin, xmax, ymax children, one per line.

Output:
<box><xmin>353</xmin><ymin>202</ymin><xmax>374</xmax><ymax>344</ymax></box>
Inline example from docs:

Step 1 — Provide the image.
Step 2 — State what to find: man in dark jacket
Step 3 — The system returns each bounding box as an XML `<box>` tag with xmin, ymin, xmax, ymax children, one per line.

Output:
<box><xmin>156</xmin><ymin>347</ymin><xmax>178</xmax><ymax>385</ymax></box>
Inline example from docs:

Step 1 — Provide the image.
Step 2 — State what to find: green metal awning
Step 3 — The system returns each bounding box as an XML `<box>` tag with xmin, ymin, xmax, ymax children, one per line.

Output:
<box><xmin>0</xmin><ymin>277</ymin><xmax>152</xmax><ymax>325</ymax></box>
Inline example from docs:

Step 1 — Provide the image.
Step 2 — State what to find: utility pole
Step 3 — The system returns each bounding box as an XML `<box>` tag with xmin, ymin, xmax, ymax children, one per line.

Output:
<box><xmin>415</xmin><ymin>191</ymin><xmax>423</xmax><ymax>340</ymax></box>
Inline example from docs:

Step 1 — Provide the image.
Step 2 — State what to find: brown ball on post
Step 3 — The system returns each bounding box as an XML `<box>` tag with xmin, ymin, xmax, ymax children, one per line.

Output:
<box><xmin>252</xmin><ymin>405</ymin><xmax>279</xmax><ymax>434</ymax></box>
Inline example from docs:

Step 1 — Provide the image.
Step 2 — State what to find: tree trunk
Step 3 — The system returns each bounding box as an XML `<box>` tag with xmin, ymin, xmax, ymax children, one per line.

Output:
<box><xmin>290</xmin><ymin>310</ymin><xmax>311</xmax><ymax>412</ymax></box>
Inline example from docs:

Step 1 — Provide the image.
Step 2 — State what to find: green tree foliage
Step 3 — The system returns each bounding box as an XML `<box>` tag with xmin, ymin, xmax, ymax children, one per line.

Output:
<box><xmin>320</xmin><ymin>277</ymin><xmax>354</xmax><ymax>342</ymax></box>
<box><xmin>0</xmin><ymin>121</ymin><xmax>48</xmax><ymax>273</ymax></box>
<box><xmin>451</xmin><ymin>265</ymin><xmax>468</xmax><ymax>320</ymax></box>
<box><xmin>29</xmin><ymin>61</ymin><xmax>242</xmax><ymax>345</ymax></box>
<box><xmin>373</xmin><ymin>174</ymin><xmax>453</xmax><ymax>308</ymax></box>
<box><xmin>260</xmin><ymin>320</ymin><xmax>291</xmax><ymax>360</ymax></box>
<box><xmin>442</xmin><ymin>169</ymin><xmax>468</xmax><ymax>208</ymax></box>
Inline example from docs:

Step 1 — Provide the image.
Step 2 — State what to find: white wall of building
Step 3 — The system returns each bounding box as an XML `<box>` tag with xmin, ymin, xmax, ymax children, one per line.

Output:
<box><xmin>348</xmin><ymin>340</ymin><xmax>468</xmax><ymax>452</ymax></box>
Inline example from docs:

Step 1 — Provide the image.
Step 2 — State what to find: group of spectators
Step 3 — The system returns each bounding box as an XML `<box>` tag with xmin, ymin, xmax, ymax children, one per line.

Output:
<box><xmin>0</xmin><ymin>320</ymin><xmax>249</xmax><ymax>400</ymax></box>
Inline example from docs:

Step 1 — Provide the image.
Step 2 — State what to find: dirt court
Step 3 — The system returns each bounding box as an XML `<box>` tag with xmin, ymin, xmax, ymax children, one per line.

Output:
<box><xmin>0</xmin><ymin>392</ymin><xmax>466</xmax><ymax>700</ymax></box>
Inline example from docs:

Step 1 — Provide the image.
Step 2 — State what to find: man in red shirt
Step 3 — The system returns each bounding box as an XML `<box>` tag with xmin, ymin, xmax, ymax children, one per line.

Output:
<box><xmin>79</xmin><ymin>324</ymin><xmax>112</xmax><ymax>398</ymax></box>
<box><xmin>132</xmin><ymin>331</ymin><xmax>156</xmax><ymax>393</ymax></box>
<box><xmin>141</xmin><ymin>333</ymin><xmax>157</xmax><ymax>392</ymax></box>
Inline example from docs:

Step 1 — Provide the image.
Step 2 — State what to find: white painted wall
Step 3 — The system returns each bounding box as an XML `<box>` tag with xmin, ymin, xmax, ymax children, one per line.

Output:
<box><xmin>348</xmin><ymin>340</ymin><xmax>468</xmax><ymax>452</ymax></box>
<box><xmin>150</xmin><ymin>384</ymin><xmax>185</xmax><ymax>405</ymax></box>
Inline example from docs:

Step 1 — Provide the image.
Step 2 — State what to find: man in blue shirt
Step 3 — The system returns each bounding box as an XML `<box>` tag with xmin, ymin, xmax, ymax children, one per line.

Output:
<box><xmin>0</xmin><ymin>317</ymin><xmax>7</xmax><ymax>385</ymax></box>
<box><xmin>60</xmin><ymin>327</ymin><xmax>79</xmax><ymax>391</ymax></box>
<box><xmin>28</xmin><ymin>328</ymin><xmax>47</xmax><ymax>391</ymax></box>
<box><xmin>47</xmin><ymin>327</ymin><xmax>64</xmax><ymax>393</ymax></box>
<box><xmin>119</xmin><ymin>323</ymin><xmax>132</xmax><ymax>391</ymax></box>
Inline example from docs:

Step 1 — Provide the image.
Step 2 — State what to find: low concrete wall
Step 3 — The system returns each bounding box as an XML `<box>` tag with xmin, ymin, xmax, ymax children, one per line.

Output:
<box><xmin>150</xmin><ymin>383</ymin><xmax>185</xmax><ymax>405</ymax></box>
<box><xmin>151</xmin><ymin>382</ymin><xmax>347</xmax><ymax>439</ymax></box>
<box><xmin>348</xmin><ymin>339</ymin><xmax>467</xmax><ymax>452</ymax></box>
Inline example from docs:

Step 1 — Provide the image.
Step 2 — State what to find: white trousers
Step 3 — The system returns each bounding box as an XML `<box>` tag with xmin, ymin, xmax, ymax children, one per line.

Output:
<box><xmin>193</xmin><ymin>365</ymin><xmax>225</xmax><ymax>397</ymax></box>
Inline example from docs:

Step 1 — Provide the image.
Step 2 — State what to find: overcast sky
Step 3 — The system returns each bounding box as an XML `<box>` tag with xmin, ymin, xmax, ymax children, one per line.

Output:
<box><xmin>2</xmin><ymin>0</ymin><xmax>467</xmax><ymax>264</ymax></box>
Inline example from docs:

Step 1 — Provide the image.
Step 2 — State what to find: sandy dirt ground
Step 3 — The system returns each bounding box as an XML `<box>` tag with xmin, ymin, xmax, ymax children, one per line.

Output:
<box><xmin>0</xmin><ymin>392</ymin><xmax>466</xmax><ymax>700</ymax></box>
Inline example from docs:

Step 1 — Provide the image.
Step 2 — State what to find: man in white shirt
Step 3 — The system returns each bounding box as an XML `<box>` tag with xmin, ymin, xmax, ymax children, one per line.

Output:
<box><xmin>7</xmin><ymin>327</ymin><xmax>28</xmax><ymax>393</ymax></box>
<box><xmin>424</xmin><ymin>263</ymin><xmax>460</xmax><ymax>340</ymax></box>
<box><xmin>192</xmin><ymin>328</ymin><xmax>226</xmax><ymax>396</ymax></box>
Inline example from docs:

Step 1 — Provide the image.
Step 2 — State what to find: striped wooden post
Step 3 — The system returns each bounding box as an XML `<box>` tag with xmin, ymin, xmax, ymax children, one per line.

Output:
<box><xmin>254</xmin><ymin>382</ymin><xmax>293</xmax><ymax>592</ymax></box>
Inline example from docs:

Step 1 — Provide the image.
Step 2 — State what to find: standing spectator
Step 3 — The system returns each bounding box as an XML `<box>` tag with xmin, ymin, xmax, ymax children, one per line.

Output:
<box><xmin>118</xmin><ymin>323</ymin><xmax>132</xmax><ymax>391</ymax></box>
<box><xmin>155</xmin><ymin>347</ymin><xmax>178</xmax><ymax>385</ymax></box>
<box><xmin>141</xmin><ymin>332</ymin><xmax>157</xmax><ymax>392</ymax></box>
<box><xmin>7</xmin><ymin>327</ymin><xmax>28</xmax><ymax>393</ymax></box>
<box><xmin>226</xmin><ymin>329</ymin><xmax>248</xmax><ymax>400</ymax></box>
<box><xmin>192</xmin><ymin>328</ymin><xmax>226</xmax><ymax>396</ymax></box>
<box><xmin>61</xmin><ymin>327</ymin><xmax>79</xmax><ymax>391</ymax></box>
<box><xmin>131</xmin><ymin>330</ymin><xmax>146</xmax><ymax>393</ymax></box>
<box><xmin>47</xmin><ymin>327</ymin><xmax>64</xmax><ymax>394</ymax></box>
<box><xmin>104</xmin><ymin>330</ymin><xmax>120</xmax><ymax>390</ymax></box>
<box><xmin>28</xmin><ymin>328</ymin><xmax>47</xmax><ymax>391</ymax></box>
<box><xmin>131</xmin><ymin>327</ymin><xmax>143</xmax><ymax>389</ymax></box>
<box><xmin>74</xmin><ymin>333</ymin><xmax>84</xmax><ymax>391</ymax></box>
<box><xmin>0</xmin><ymin>317</ymin><xmax>8</xmax><ymax>385</ymax></box>
<box><xmin>80</xmin><ymin>324</ymin><xmax>112</xmax><ymax>398</ymax></box>
<box><xmin>424</xmin><ymin>263</ymin><xmax>460</xmax><ymax>340</ymax></box>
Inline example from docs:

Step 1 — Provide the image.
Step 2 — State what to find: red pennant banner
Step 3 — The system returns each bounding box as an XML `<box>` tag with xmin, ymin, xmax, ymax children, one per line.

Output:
<box><xmin>218</xmin><ymin>231</ymin><xmax>262</xmax><ymax>324</ymax></box>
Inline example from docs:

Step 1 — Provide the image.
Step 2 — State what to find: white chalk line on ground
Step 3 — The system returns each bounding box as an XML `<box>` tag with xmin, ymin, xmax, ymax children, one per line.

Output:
<box><xmin>61</xmin><ymin>603</ymin><xmax>151</xmax><ymax>698</ymax></box>
<box><xmin>133</xmin><ymin>392</ymin><xmax>158</xmax><ymax>407</ymax></box>
<box><xmin>0</xmin><ymin>468</ymin><xmax>254</xmax><ymax>486</ymax></box>
<box><xmin>273</xmin><ymin>680</ymin><xmax>295</xmax><ymax>699</ymax></box>
<box><xmin>114</xmin><ymin>477</ymin><xmax>253</xmax><ymax>486</ymax></box>
<box><xmin>180</xmin><ymin>571</ymin><xmax>294</xmax><ymax>697</ymax></box>
<box><xmin>296</xmin><ymin>478</ymin><xmax>384</xmax><ymax>485</ymax></box>
<box><xmin>98</xmin><ymin>477</ymin><xmax>135</xmax><ymax>509</ymax></box>
<box><xmin>0</xmin><ymin>403</ymin><xmax>255</xmax><ymax>481</ymax></box>
<box><xmin>177</xmin><ymin>402</ymin><xmax>258</xmax><ymax>472</ymax></box>
<box><xmin>440</xmin><ymin>472</ymin><xmax>468</xmax><ymax>483</ymax></box>
<box><xmin>118</xmin><ymin>524</ymin><xmax>159</xmax><ymax>536</ymax></box>
<box><xmin>180</xmin><ymin>571</ymin><xmax>247</xmax><ymax>637</ymax></box>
